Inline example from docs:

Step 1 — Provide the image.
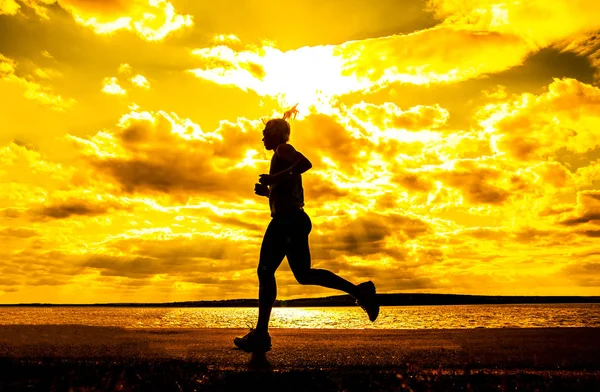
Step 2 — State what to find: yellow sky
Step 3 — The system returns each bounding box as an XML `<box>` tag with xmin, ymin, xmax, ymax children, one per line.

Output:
<box><xmin>1</xmin><ymin>0</ymin><xmax>600</xmax><ymax>303</ymax></box>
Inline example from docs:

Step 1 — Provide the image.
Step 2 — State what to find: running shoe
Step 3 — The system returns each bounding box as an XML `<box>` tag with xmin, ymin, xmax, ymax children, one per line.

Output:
<box><xmin>234</xmin><ymin>329</ymin><xmax>272</xmax><ymax>353</ymax></box>
<box><xmin>356</xmin><ymin>281</ymin><xmax>379</xmax><ymax>322</ymax></box>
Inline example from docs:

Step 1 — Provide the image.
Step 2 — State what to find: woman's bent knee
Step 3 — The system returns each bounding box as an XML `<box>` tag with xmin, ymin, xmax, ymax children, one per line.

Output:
<box><xmin>294</xmin><ymin>272</ymin><xmax>313</xmax><ymax>285</ymax></box>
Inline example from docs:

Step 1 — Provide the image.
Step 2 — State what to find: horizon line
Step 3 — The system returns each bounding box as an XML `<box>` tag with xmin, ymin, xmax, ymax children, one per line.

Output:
<box><xmin>2</xmin><ymin>293</ymin><xmax>600</xmax><ymax>306</ymax></box>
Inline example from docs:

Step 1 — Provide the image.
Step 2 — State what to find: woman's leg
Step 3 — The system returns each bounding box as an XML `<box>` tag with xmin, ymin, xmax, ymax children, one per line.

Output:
<box><xmin>256</xmin><ymin>218</ymin><xmax>286</xmax><ymax>334</ymax></box>
<box><xmin>286</xmin><ymin>212</ymin><xmax>362</xmax><ymax>299</ymax></box>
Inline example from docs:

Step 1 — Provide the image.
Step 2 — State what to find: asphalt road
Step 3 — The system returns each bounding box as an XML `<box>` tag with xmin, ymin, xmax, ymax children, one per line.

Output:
<box><xmin>1</xmin><ymin>325</ymin><xmax>599</xmax><ymax>371</ymax></box>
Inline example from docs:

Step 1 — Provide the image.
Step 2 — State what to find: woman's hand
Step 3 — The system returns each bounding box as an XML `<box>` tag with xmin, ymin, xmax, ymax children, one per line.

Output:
<box><xmin>254</xmin><ymin>183</ymin><xmax>269</xmax><ymax>197</ymax></box>
<box><xmin>258</xmin><ymin>174</ymin><xmax>275</xmax><ymax>186</ymax></box>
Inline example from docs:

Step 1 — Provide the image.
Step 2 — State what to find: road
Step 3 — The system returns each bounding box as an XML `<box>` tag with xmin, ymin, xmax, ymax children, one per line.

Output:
<box><xmin>1</xmin><ymin>325</ymin><xmax>598</xmax><ymax>370</ymax></box>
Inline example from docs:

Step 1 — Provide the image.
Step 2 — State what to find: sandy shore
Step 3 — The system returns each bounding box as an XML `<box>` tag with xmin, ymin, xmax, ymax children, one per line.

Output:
<box><xmin>1</xmin><ymin>326</ymin><xmax>599</xmax><ymax>391</ymax></box>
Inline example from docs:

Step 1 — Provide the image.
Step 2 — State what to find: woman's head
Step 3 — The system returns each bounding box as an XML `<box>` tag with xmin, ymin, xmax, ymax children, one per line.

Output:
<box><xmin>261</xmin><ymin>105</ymin><xmax>298</xmax><ymax>150</ymax></box>
<box><xmin>262</xmin><ymin>118</ymin><xmax>290</xmax><ymax>150</ymax></box>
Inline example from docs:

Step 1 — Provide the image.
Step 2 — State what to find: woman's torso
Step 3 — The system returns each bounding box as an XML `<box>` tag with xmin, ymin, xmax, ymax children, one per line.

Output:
<box><xmin>269</xmin><ymin>145</ymin><xmax>304</xmax><ymax>217</ymax></box>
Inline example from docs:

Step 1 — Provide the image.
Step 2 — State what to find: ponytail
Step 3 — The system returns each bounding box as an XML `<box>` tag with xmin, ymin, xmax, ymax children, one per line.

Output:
<box><xmin>282</xmin><ymin>103</ymin><xmax>299</xmax><ymax>121</ymax></box>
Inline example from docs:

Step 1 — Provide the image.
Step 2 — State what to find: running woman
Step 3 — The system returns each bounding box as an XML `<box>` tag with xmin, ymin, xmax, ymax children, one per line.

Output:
<box><xmin>234</xmin><ymin>107</ymin><xmax>379</xmax><ymax>353</ymax></box>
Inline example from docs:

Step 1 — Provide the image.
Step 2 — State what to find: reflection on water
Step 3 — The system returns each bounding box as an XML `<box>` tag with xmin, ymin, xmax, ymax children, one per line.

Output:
<box><xmin>1</xmin><ymin>304</ymin><xmax>599</xmax><ymax>329</ymax></box>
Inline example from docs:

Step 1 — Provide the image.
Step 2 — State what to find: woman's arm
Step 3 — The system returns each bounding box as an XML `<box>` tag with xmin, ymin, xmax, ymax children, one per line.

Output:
<box><xmin>259</xmin><ymin>144</ymin><xmax>312</xmax><ymax>185</ymax></box>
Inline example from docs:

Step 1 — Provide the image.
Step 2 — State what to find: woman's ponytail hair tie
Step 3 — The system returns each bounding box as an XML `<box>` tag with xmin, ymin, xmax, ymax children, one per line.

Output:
<box><xmin>282</xmin><ymin>103</ymin><xmax>299</xmax><ymax>121</ymax></box>
<box><xmin>261</xmin><ymin>104</ymin><xmax>299</xmax><ymax>143</ymax></box>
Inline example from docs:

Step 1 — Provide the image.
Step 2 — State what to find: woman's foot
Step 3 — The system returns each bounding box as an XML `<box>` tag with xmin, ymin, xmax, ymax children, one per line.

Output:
<box><xmin>234</xmin><ymin>329</ymin><xmax>272</xmax><ymax>353</ymax></box>
<box><xmin>356</xmin><ymin>281</ymin><xmax>379</xmax><ymax>322</ymax></box>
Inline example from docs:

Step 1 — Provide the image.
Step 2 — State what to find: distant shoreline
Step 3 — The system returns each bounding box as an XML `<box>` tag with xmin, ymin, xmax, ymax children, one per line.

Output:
<box><xmin>2</xmin><ymin>293</ymin><xmax>599</xmax><ymax>307</ymax></box>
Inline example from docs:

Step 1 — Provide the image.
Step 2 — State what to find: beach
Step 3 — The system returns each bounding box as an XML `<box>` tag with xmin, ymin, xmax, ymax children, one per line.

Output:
<box><xmin>0</xmin><ymin>326</ymin><xmax>598</xmax><ymax>391</ymax></box>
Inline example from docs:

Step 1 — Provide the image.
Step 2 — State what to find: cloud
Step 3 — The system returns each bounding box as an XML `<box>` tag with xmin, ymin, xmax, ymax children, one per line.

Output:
<box><xmin>131</xmin><ymin>74</ymin><xmax>150</xmax><ymax>89</ymax></box>
<box><xmin>5</xmin><ymin>0</ymin><xmax>193</xmax><ymax>41</ymax></box>
<box><xmin>32</xmin><ymin>200</ymin><xmax>118</xmax><ymax>219</ymax></box>
<box><xmin>560</xmin><ymin>261</ymin><xmax>600</xmax><ymax>287</ymax></box>
<box><xmin>391</xmin><ymin>171</ymin><xmax>433</xmax><ymax>193</ymax></box>
<box><xmin>102</xmin><ymin>65</ymin><xmax>151</xmax><ymax>96</ymax></box>
<box><xmin>68</xmin><ymin>108</ymin><xmax>266</xmax><ymax>198</ymax></box>
<box><xmin>560</xmin><ymin>32</ymin><xmax>600</xmax><ymax>81</ymax></box>
<box><xmin>84</xmin><ymin>255</ymin><xmax>169</xmax><ymax>278</ymax></box>
<box><xmin>426</xmin><ymin>0</ymin><xmax>600</xmax><ymax>48</ymax></box>
<box><xmin>427</xmin><ymin>0</ymin><xmax>600</xmax><ymax>83</ymax></box>
<box><xmin>479</xmin><ymin>78</ymin><xmax>600</xmax><ymax>160</ymax></box>
<box><xmin>185</xmin><ymin>1</ymin><xmax>600</xmax><ymax>112</ymax></box>
<box><xmin>0</xmin><ymin>0</ymin><xmax>55</xmax><ymax>18</ymax></box>
<box><xmin>559</xmin><ymin>191</ymin><xmax>600</xmax><ymax>226</ymax></box>
<box><xmin>4</xmin><ymin>2</ymin><xmax>600</xmax><ymax>301</ymax></box>
<box><xmin>580</xmin><ymin>230</ymin><xmax>600</xmax><ymax>237</ymax></box>
<box><xmin>64</xmin><ymin>0</ymin><xmax>193</xmax><ymax>41</ymax></box>
<box><xmin>188</xmin><ymin>27</ymin><xmax>532</xmax><ymax>110</ymax></box>
<box><xmin>101</xmin><ymin>76</ymin><xmax>126</xmax><ymax>95</ymax></box>
<box><xmin>561</xmin><ymin>213</ymin><xmax>600</xmax><ymax>226</ymax></box>
<box><xmin>346</xmin><ymin>102</ymin><xmax>450</xmax><ymax>132</ymax></box>
<box><xmin>435</xmin><ymin>166</ymin><xmax>510</xmax><ymax>205</ymax></box>
<box><xmin>0</xmin><ymin>0</ymin><xmax>20</xmax><ymax>16</ymax></box>
<box><xmin>0</xmin><ymin>227</ymin><xmax>39</xmax><ymax>237</ymax></box>
<box><xmin>0</xmin><ymin>53</ymin><xmax>75</xmax><ymax>111</ymax></box>
<box><xmin>82</xmin><ymin>228</ymin><xmax>257</xmax><ymax>279</ymax></box>
<box><xmin>1</xmin><ymin>208</ymin><xmax>23</xmax><ymax>219</ymax></box>
<box><xmin>311</xmin><ymin>212</ymin><xmax>429</xmax><ymax>261</ymax></box>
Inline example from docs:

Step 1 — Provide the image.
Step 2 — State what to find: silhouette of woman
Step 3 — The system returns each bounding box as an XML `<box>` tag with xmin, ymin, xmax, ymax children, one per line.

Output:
<box><xmin>234</xmin><ymin>106</ymin><xmax>379</xmax><ymax>353</ymax></box>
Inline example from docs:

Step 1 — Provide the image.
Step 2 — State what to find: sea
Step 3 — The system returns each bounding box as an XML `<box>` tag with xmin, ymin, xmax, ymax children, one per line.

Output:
<box><xmin>1</xmin><ymin>304</ymin><xmax>599</xmax><ymax>329</ymax></box>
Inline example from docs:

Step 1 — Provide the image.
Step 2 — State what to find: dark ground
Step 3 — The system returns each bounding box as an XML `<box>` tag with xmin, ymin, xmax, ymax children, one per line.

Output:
<box><xmin>0</xmin><ymin>326</ymin><xmax>599</xmax><ymax>391</ymax></box>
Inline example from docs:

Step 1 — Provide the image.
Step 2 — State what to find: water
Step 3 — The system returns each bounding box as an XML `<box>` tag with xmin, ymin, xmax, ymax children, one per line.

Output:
<box><xmin>1</xmin><ymin>304</ymin><xmax>599</xmax><ymax>329</ymax></box>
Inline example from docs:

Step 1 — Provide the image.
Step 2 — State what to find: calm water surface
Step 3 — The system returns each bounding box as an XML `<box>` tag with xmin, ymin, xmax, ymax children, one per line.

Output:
<box><xmin>1</xmin><ymin>304</ymin><xmax>599</xmax><ymax>329</ymax></box>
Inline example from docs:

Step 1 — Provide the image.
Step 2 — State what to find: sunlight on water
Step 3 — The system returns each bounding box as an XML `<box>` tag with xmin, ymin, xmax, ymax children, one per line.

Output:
<box><xmin>1</xmin><ymin>304</ymin><xmax>599</xmax><ymax>329</ymax></box>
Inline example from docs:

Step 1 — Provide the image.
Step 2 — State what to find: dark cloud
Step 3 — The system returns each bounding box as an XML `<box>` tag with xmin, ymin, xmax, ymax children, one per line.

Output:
<box><xmin>539</xmin><ymin>205</ymin><xmax>574</xmax><ymax>217</ymax></box>
<box><xmin>28</xmin><ymin>277</ymin><xmax>66</xmax><ymax>286</ymax></box>
<box><xmin>487</xmin><ymin>78</ymin><xmax>600</xmax><ymax>161</ymax></box>
<box><xmin>0</xmin><ymin>208</ymin><xmax>21</xmax><ymax>218</ymax></box>
<box><xmin>294</xmin><ymin>114</ymin><xmax>364</xmax><ymax>175</ymax></box>
<box><xmin>374</xmin><ymin>140</ymin><xmax>429</xmax><ymax>166</ymax></box>
<box><xmin>211</xmin><ymin>120</ymin><xmax>263</xmax><ymax>160</ymax></box>
<box><xmin>83</xmin><ymin>234</ymin><xmax>258</xmax><ymax>279</ymax></box>
<box><xmin>340</xmin><ymin>47</ymin><xmax>596</xmax><ymax>134</ymax></box>
<box><xmin>94</xmin><ymin>157</ymin><xmax>221</xmax><ymax>194</ymax></box>
<box><xmin>347</xmin><ymin>103</ymin><xmax>448</xmax><ymax>131</ymax></box>
<box><xmin>311</xmin><ymin>212</ymin><xmax>429</xmax><ymax>260</ymax></box>
<box><xmin>77</xmin><ymin>114</ymin><xmax>265</xmax><ymax>198</ymax></box>
<box><xmin>589</xmin><ymin>193</ymin><xmax>600</xmax><ymax>202</ymax></box>
<box><xmin>392</xmin><ymin>105</ymin><xmax>447</xmax><ymax>130</ymax></box>
<box><xmin>554</xmin><ymin>146</ymin><xmax>600</xmax><ymax>172</ymax></box>
<box><xmin>493</xmin><ymin>47</ymin><xmax>596</xmax><ymax>90</ymax></box>
<box><xmin>392</xmin><ymin>171</ymin><xmax>433</xmax><ymax>192</ymax></box>
<box><xmin>0</xmin><ymin>278</ymin><xmax>20</xmax><ymax>286</ymax></box>
<box><xmin>435</xmin><ymin>163</ymin><xmax>510</xmax><ymax>205</ymax></box>
<box><xmin>85</xmin><ymin>255</ymin><xmax>166</xmax><ymax>278</ymax></box>
<box><xmin>0</xmin><ymin>249</ymin><xmax>86</xmax><ymax>289</ymax></box>
<box><xmin>179</xmin><ymin>275</ymin><xmax>222</xmax><ymax>285</ymax></box>
<box><xmin>210</xmin><ymin>216</ymin><xmax>264</xmax><ymax>232</ymax></box>
<box><xmin>579</xmin><ymin>230</ymin><xmax>600</xmax><ymax>237</ymax></box>
<box><xmin>378</xmin><ymin>276</ymin><xmax>437</xmax><ymax>291</ymax></box>
<box><xmin>0</xmin><ymin>227</ymin><xmax>38</xmax><ymax>237</ymax></box>
<box><xmin>560</xmin><ymin>213</ymin><xmax>600</xmax><ymax>226</ymax></box>
<box><xmin>132</xmin><ymin>239</ymin><xmax>237</xmax><ymax>262</ymax></box>
<box><xmin>33</xmin><ymin>200</ymin><xmax>114</xmax><ymax>219</ymax></box>
<box><xmin>303</xmin><ymin>176</ymin><xmax>349</xmax><ymax>205</ymax></box>
<box><xmin>560</xmin><ymin>261</ymin><xmax>600</xmax><ymax>287</ymax></box>
<box><xmin>463</xmin><ymin>227</ymin><xmax>504</xmax><ymax>240</ymax></box>
<box><xmin>513</xmin><ymin>228</ymin><xmax>552</xmax><ymax>243</ymax></box>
